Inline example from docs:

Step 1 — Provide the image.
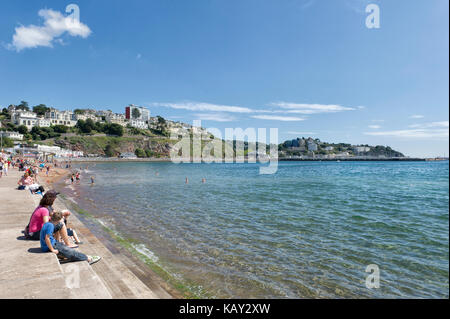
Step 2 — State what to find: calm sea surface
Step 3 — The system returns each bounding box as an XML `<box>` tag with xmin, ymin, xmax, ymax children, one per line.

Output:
<box><xmin>63</xmin><ymin>161</ymin><xmax>449</xmax><ymax>298</ymax></box>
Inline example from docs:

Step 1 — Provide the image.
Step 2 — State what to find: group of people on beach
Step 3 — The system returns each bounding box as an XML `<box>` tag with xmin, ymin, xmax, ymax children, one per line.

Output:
<box><xmin>14</xmin><ymin>158</ymin><xmax>53</xmax><ymax>194</ymax></box>
<box><xmin>69</xmin><ymin>165</ymin><xmax>95</xmax><ymax>185</ymax></box>
<box><xmin>0</xmin><ymin>153</ymin><xmax>13</xmax><ymax>178</ymax></box>
<box><xmin>25</xmin><ymin>190</ymin><xmax>101</xmax><ymax>265</ymax></box>
<box><xmin>0</xmin><ymin>153</ymin><xmax>102</xmax><ymax>266</ymax></box>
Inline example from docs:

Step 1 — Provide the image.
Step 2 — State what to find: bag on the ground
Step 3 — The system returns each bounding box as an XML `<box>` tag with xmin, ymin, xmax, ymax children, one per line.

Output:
<box><xmin>24</xmin><ymin>224</ymin><xmax>31</xmax><ymax>239</ymax></box>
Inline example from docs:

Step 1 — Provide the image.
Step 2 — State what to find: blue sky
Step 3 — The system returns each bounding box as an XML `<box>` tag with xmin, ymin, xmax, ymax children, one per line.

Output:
<box><xmin>0</xmin><ymin>0</ymin><xmax>448</xmax><ymax>157</ymax></box>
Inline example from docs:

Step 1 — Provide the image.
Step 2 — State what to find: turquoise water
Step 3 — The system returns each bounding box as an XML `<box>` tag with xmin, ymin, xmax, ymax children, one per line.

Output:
<box><xmin>67</xmin><ymin>161</ymin><xmax>449</xmax><ymax>298</ymax></box>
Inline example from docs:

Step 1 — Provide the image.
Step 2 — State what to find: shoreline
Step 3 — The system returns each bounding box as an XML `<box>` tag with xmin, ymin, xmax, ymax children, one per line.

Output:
<box><xmin>44</xmin><ymin>165</ymin><xmax>192</xmax><ymax>298</ymax></box>
<box><xmin>54</xmin><ymin>157</ymin><xmax>437</xmax><ymax>164</ymax></box>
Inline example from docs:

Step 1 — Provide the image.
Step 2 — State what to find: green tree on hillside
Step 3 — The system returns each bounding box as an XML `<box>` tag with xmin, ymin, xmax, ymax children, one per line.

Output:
<box><xmin>76</xmin><ymin>119</ymin><xmax>97</xmax><ymax>134</ymax></box>
<box><xmin>104</xmin><ymin>144</ymin><xmax>115</xmax><ymax>157</ymax></box>
<box><xmin>76</xmin><ymin>120</ymin><xmax>91</xmax><ymax>134</ymax></box>
<box><xmin>53</xmin><ymin>125</ymin><xmax>69</xmax><ymax>133</ymax></box>
<box><xmin>94</xmin><ymin>121</ymin><xmax>105</xmax><ymax>132</ymax></box>
<box><xmin>104</xmin><ymin>123</ymin><xmax>124</xmax><ymax>136</ymax></box>
<box><xmin>132</xmin><ymin>108</ymin><xmax>141</xmax><ymax>119</ymax></box>
<box><xmin>135</xmin><ymin>148</ymin><xmax>146</xmax><ymax>158</ymax></box>
<box><xmin>17</xmin><ymin>125</ymin><xmax>28</xmax><ymax>134</ymax></box>
<box><xmin>32</xmin><ymin>104</ymin><xmax>50</xmax><ymax>116</ymax></box>
<box><xmin>1</xmin><ymin>137</ymin><xmax>14</xmax><ymax>148</ymax></box>
<box><xmin>85</xmin><ymin>118</ymin><xmax>96</xmax><ymax>132</ymax></box>
<box><xmin>17</xmin><ymin>101</ymin><xmax>30</xmax><ymax>111</ymax></box>
<box><xmin>6</xmin><ymin>123</ymin><xmax>17</xmax><ymax>131</ymax></box>
<box><xmin>30</xmin><ymin>126</ymin><xmax>61</xmax><ymax>141</ymax></box>
<box><xmin>155</xmin><ymin>116</ymin><xmax>168</xmax><ymax>136</ymax></box>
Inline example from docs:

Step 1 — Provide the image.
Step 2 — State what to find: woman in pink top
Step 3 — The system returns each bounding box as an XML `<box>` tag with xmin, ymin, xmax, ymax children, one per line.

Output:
<box><xmin>26</xmin><ymin>192</ymin><xmax>79</xmax><ymax>248</ymax></box>
<box><xmin>27</xmin><ymin>195</ymin><xmax>54</xmax><ymax>240</ymax></box>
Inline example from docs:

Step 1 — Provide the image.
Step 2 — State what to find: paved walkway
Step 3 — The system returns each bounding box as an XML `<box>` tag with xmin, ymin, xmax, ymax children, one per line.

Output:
<box><xmin>0</xmin><ymin>168</ymin><xmax>173</xmax><ymax>299</ymax></box>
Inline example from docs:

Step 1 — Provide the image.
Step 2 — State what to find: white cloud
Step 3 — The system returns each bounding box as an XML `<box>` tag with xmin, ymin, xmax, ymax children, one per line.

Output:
<box><xmin>151</xmin><ymin>102</ymin><xmax>253</xmax><ymax>113</ymax></box>
<box><xmin>409</xmin><ymin>115</ymin><xmax>425</xmax><ymax>119</ymax></box>
<box><xmin>286</xmin><ymin>131</ymin><xmax>316</xmax><ymax>135</ymax></box>
<box><xmin>251</xmin><ymin>115</ymin><xmax>305</xmax><ymax>121</ymax></box>
<box><xmin>269</xmin><ymin>102</ymin><xmax>357</xmax><ymax>114</ymax></box>
<box><xmin>8</xmin><ymin>9</ymin><xmax>91</xmax><ymax>52</ymax></box>
<box><xmin>365</xmin><ymin>121</ymin><xmax>449</xmax><ymax>139</ymax></box>
<box><xmin>364</xmin><ymin>129</ymin><xmax>448</xmax><ymax>139</ymax></box>
<box><xmin>368</xmin><ymin>125</ymin><xmax>381</xmax><ymax>129</ymax></box>
<box><xmin>194</xmin><ymin>113</ymin><xmax>236</xmax><ymax>122</ymax></box>
<box><xmin>150</xmin><ymin>100</ymin><xmax>364</xmax><ymax>123</ymax></box>
<box><xmin>408</xmin><ymin>121</ymin><xmax>449</xmax><ymax>129</ymax></box>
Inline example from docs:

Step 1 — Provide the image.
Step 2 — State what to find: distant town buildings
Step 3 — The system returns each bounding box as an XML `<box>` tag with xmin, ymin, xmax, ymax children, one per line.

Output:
<box><xmin>2</xmin><ymin>103</ymin><xmax>209</xmax><ymax>152</ymax></box>
<box><xmin>11</xmin><ymin>111</ymin><xmax>39</xmax><ymax>129</ymax></box>
<box><xmin>105</xmin><ymin>113</ymin><xmax>127</xmax><ymax>127</ymax></box>
<box><xmin>1</xmin><ymin>131</ymin><xmax>24</xmax><ymax>140</ymax></box>
<box><xmin>3</xmin><ymin>144</ymin><xmax>84</xmax><ymax>158</ymax></box>
<box><xmin>306</xmin><ymin>139</ymin><xmax>318</xmax><ymax>152</ymax></box>
<box><xmin>129</xmin><ymin>119</ymin><xmax>147</xmax><ymax>129</ymax></box>
<box><xmin>45</xmin><ymin>108</ymin><xmax>77</xmax><ymax>127</ymax></box>
<box><xmin>280</xmin><ymin>136</ymin><xmax>401</xmax><ymax>159</ymax></box>
<box><xmin>125</xmin><ymin>104</ymin><xmax>151</xmax><ymax>122</ymax></box>
<box><xmin>37</xmin><ymin>118</ymin><xmax>51</xmax><ymax>127</ymax></box>
<box><xmin>119</xmin><ymin>152</ymin><xmax>138</xmax><ymax>159</ymax></box>
<box><xmin>354</xmin><ymin>146</ymin><xmax>371</xmax><ymax>153</ymax></box>
<box><xmin>75</xmin><ymin>113</ymin><xmax>99</xmax><ymax>122</ymax></box>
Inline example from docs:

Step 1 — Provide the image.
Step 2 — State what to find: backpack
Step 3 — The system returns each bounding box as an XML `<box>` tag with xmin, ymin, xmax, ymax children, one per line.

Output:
<box><xmin>24</xmin><ymin>209</ymin><xmax>37</xmax><ymax>239</ymax></box>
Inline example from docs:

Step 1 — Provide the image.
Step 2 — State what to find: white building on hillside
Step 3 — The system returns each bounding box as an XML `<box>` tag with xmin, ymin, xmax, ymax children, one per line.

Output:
<box><xmin>125</xmin><ymin>105</ymin><xmax>150</xmax><ymax>122</ymax></box>
<box><xmin>45</xmin><ymin>109</ymin><xmax>77</xmax><ymax>127</ymax></box>
<box><xmin>12</xmin><ymin>111</ymin><xmax>38</xmax><ymax>129</ymax></box>
<box><xmin>1</xmin><ymin>131</ymin><xmax>24</xmax><ymax>140</ymax></box>
<box><xmin>105</xmin><ymin>113</ymin><xmax>127</xmax><ymax>126</ymax></box>
<box><xmin>129</xmin><ymin>119</ymin><xmax>147</xmax><ymax>129</ymax></box>
<box><xmin>307</xmin><ymin>140</ymin><xmax>318</xmax><ymax>151</ymax></box>
<box><xmin>37</xmin><ymin>118</ymin><xmax>51</xmax><ymax>127</ymax></box>
<box><xmin>354</xmin><ymin>146</ymin><xmax>371</xmax><ymax>153</ymax></box>
<box><xmin>95</xmin><ymin>110</ymin><xmax>113</xmax><ymax>117</ymax></box>
<box><xmin>75</xmin><ymin>113</ymin><xmax>100</xmax><ymax>122</ymax></box>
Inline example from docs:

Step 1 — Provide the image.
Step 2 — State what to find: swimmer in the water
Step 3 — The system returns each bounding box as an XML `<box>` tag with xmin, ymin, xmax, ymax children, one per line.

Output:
<box><xmin>91</xmin><ymin>176</ymin><xmax>95</xmax><ymax>184</ymax></box>
<box><xmin>185</xmin><ymin>177</ymin><xmax>188</xmax><ymax>184</ymax></box>
<box><xmin>202</xmin><ymin>178</ymin><xmax>206</xmax><ymax>183</ymax></box>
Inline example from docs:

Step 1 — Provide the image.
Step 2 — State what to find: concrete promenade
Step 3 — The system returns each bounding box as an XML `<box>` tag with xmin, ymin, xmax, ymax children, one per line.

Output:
<box><xmin>0</xmin><ymin>168</ymin><xmax>173</xmax><ymax>299</ymax></box>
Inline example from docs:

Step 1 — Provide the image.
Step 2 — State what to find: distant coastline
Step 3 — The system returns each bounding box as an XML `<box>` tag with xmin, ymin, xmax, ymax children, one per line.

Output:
<box><xmin>53</xmin><ymin>156</ymin><xmax>449</xmax><ymax>163</ymax></box>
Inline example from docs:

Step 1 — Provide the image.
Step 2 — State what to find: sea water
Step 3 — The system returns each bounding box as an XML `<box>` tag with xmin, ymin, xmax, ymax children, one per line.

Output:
<box><xmin>65</xmin><ymin>161</ymin><xmax>449</xmax><ymax>298</ymax></box>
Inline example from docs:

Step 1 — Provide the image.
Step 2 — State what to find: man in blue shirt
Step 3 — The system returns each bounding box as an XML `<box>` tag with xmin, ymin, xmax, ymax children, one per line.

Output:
<box><xmin>40</xmin><ymin>211</ymin><xmax>101</xmax><ymax>265</ymax></box>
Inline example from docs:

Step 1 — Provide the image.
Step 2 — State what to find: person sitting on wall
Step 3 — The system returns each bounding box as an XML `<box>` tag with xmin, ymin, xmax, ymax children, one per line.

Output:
<box><xmin>25</xmin><ymin>193</ymin><xmax>78</xmax><ymax>248</ymax></box>
<box><xmin>40</xmin><ymin>211</ymin><xmax>101</xmax><ymax>265</ymax></box>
